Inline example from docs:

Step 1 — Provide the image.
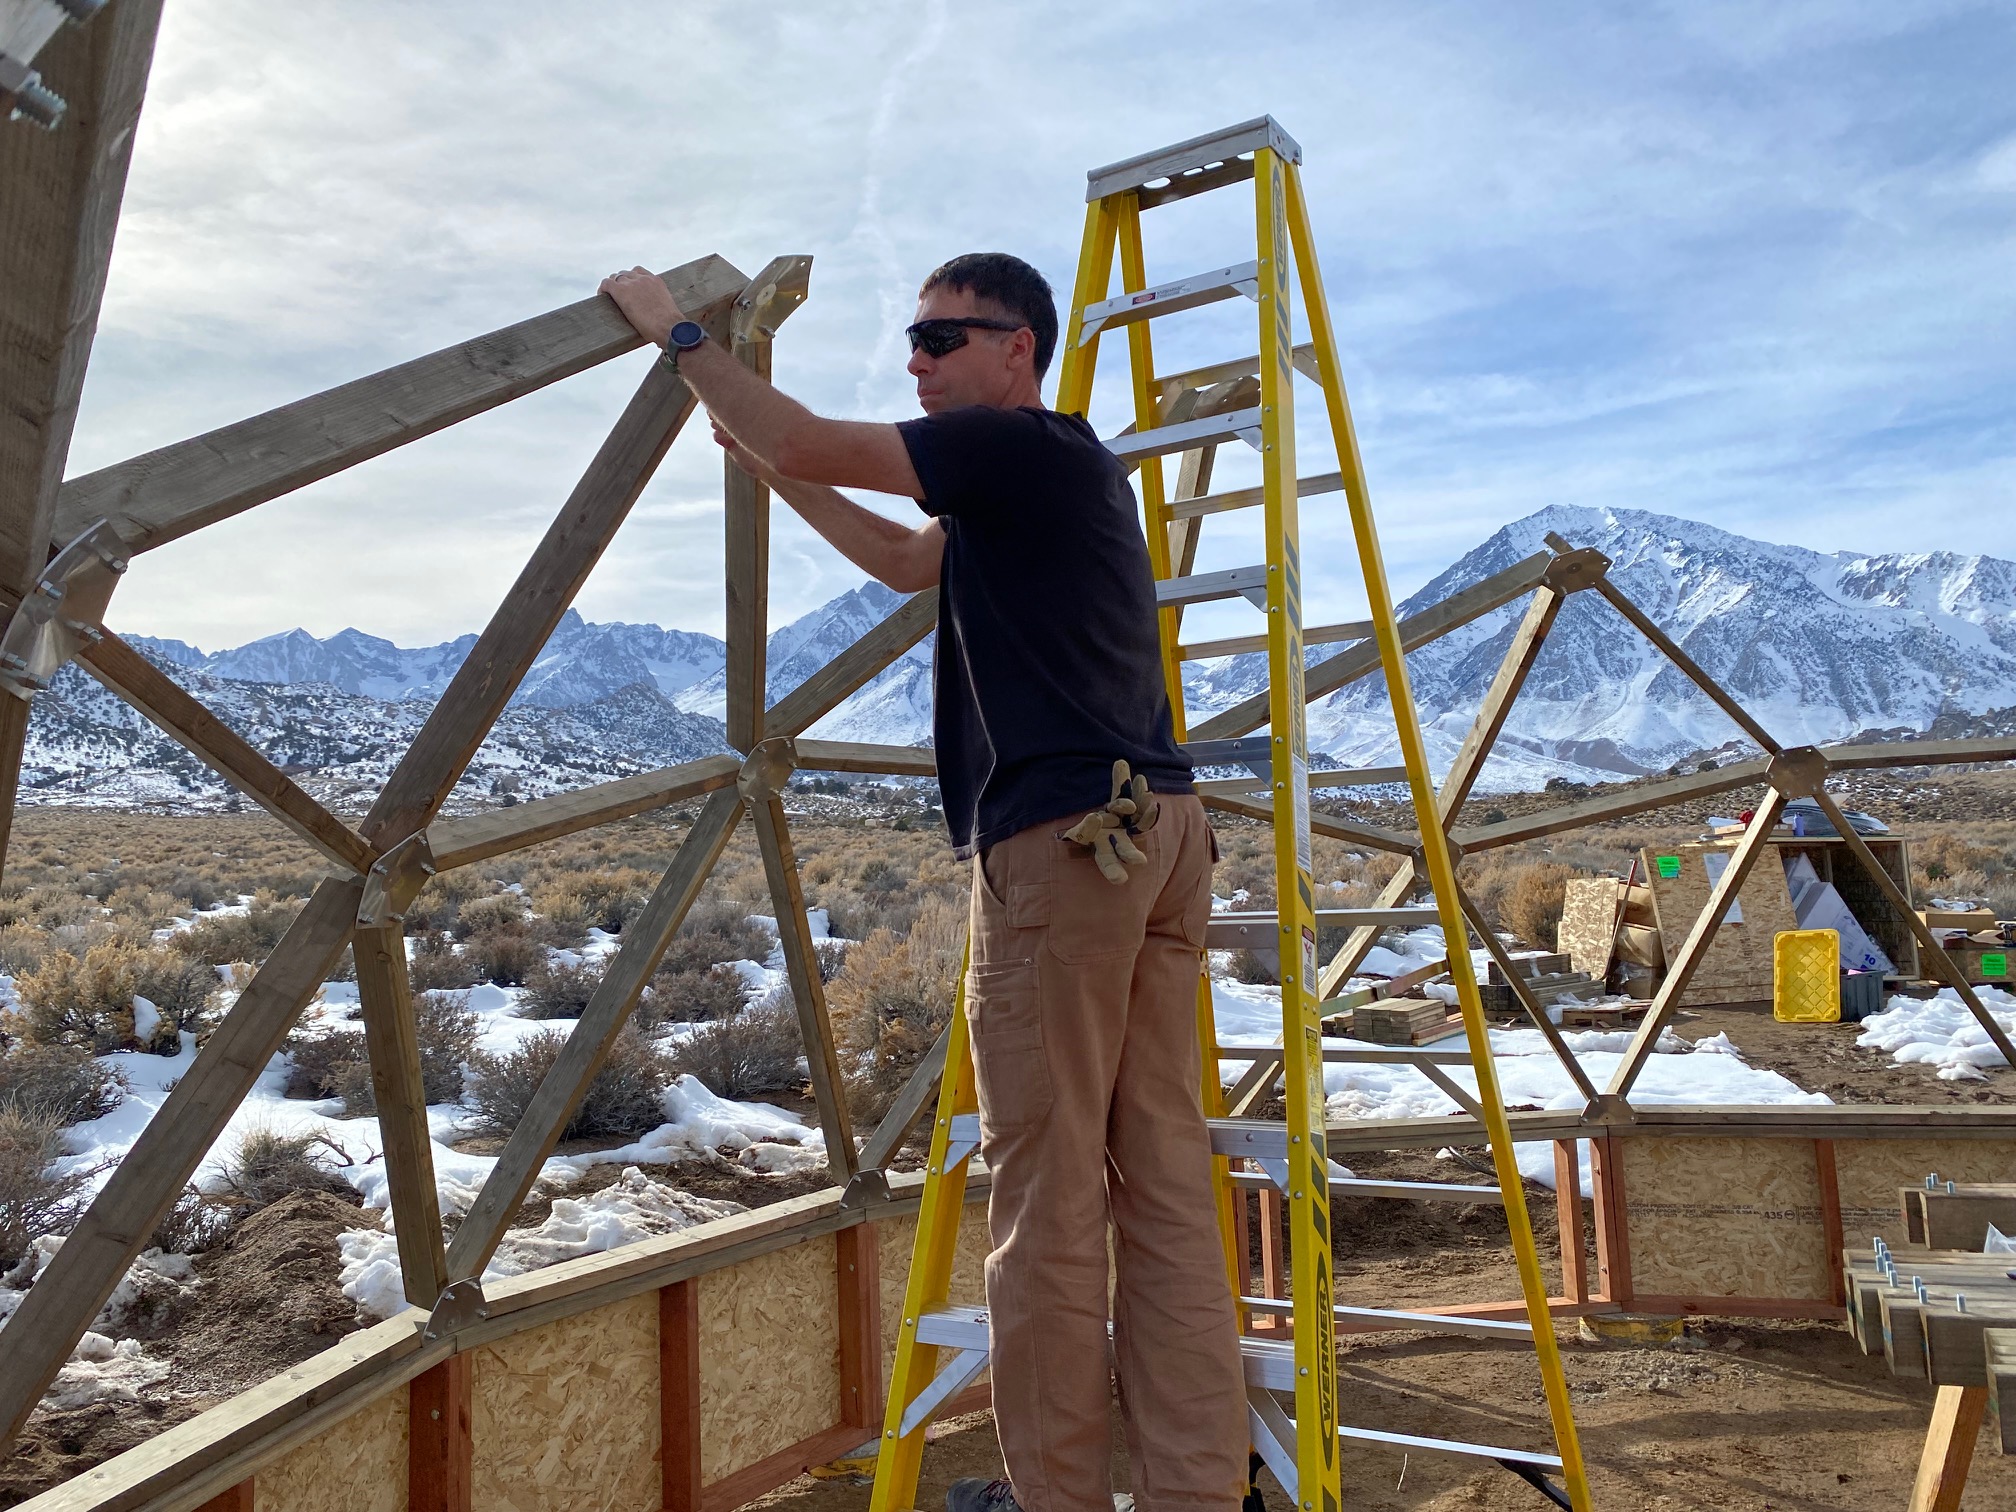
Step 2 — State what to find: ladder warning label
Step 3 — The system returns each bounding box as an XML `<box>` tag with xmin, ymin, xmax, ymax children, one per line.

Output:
<box><xmin>1301</xmin><ymin>925</ymin><xmax>1317</xmax><ymax>984</ymax></box>
<box><xmin>1289</xmin><ymin>755</ymin><xmax>1312</xmax><ymax>872</ymax></box>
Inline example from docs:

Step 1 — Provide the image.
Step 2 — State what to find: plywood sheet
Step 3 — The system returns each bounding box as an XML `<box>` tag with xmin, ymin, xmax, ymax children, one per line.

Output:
<box><xmin>697</xmin><ymin>1236</ymin><xmax>841</xmax><ymax>1482</ymax></box>
<box><xmin>1641</xmin><ymin>843</ymin><xmax>1798</xmax><ymax>1007</ymax></box>
<box><xmin>1557</xmin><ymin>879</ymin><xmax>1619</xmax><ymax>979</ymax></box>
<box><xmin>1620</xmin><ymin>1136</ymin><xmax>1830</xmax><ymax>1300</ymax></box>
<box><xmin>471</xmin><ymin>1292</ymin><xmax>660</xmax><ymax>1512</ymax></box>
<box><xmin>1834</xmin><ymin>1138</ymin><xmax>2016</xmax><ymax>1254</ymax></box>
<box><xmin>255</xmin><ymin>1384</ymin><xmax>407</xmax><ymax>1512</ymax></box>
<box><xmin>875</xmin><ymin>1203</ymin><xmax>993</xmax><ymax>1380</ymax></box>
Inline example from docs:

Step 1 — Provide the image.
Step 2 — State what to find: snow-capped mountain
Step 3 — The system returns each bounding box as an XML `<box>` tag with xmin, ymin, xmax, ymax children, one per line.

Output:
<box><xmin>1181</xmin><ymin>505</ymin><xmax>2016</xmax><ymax>789</ymax></box>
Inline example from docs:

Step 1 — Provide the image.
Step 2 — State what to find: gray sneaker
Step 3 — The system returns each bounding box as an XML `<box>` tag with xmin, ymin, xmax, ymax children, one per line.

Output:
<box><xmin>946</xmin><ymin>1480</ymin><xmax>1020</xmax><ymax>1512</ymax></box>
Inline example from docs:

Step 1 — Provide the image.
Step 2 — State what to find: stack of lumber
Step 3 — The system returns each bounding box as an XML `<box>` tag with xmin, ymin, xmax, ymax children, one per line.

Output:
<box><xmin>1331</xmin><ymin>997</ymin><xmax>1463</xmax><ymax>1045</ymax></box>
<box><xmin>1846</xmin><ymin>1178</ymin><xmax>2016</xmax><ymax>1454</ymax></box>
<box><xmin>1478</xmin><ymin>968</ymin><xmax>1603</xmax><ymax>1017</ymax></box>
<box><xmin>1551</xmin><ymin>1000</ymin><xmax>1649</xmax><ymax>1029</ymax></box>
<box><xmin>1488</xmin><ymin>952</ymin><xmax>1570</xmax><ymax>983</ymax></box>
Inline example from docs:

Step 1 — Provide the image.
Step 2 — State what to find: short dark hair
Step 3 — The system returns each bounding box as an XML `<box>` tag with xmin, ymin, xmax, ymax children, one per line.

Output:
<box><xmin>919</xmin><ymin>253</ymin><xmax>1059</xmax><ymax>378</ymax></box>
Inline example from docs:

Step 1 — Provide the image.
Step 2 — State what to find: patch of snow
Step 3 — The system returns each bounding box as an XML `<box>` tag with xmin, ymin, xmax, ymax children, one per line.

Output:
<box><xmin>43</xmin><ymin>1338</ymin><xmax>171</xmax><ymax>1409</ymax></box>
<box><xmin>1855</xmin><ymin>988</ymin><xmax>2016</xmax><ymax>1077</ymax></box>
<box><xmin>130</xmin><ymin>996</ymin><xmax>161</xmax><ymax>1044</ymax></box>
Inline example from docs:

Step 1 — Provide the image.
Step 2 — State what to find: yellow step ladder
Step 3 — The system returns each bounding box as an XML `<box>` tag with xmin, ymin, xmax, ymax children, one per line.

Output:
<box><xmin>871</xmin><ymin>116</ymin><xmax>1591</xmax><ymax>1512</ymax></box>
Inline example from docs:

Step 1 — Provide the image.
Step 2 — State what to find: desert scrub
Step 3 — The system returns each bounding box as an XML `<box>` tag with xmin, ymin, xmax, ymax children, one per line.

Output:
<box><xmin>216</xmin><ymin>1128</ymin><xmax>355</xmax><ymax>1210</ymax></box>
<box><xmin>284</xmin><ymin>990</ymin><xmax>478</xmax><ymax>1112</ymax></box>
<box><xmin>826</xmin><ymin>892</ymin><xmax>963</xmax><ymax>1121</ymax></box>
<box><xmin>462</xmin><ymin>929</ymin><xmax>543</xmax><ymax>987</ymax></box>
<box><xmin>0</xmin><ymin>1039</ymin><xmax>126</xmax><ymax>1125</ymax></box>
<box><xmin>517</xmin><ymin>956</ymin><xmax>606</xmax><ymax>1019</ymax></box>
<box><xmin>668</xmin><ymin>992</ymin><xmax>804</xmax><ymax>1100</ymax></box>
<box><xmin>0</xmin><ymin>1109</ymin><xmax>93</xmax><ymax>1267</ymax></box>
<box><xmin>465</xmin><ymin>1023</ymin><xmax>672</xmax><ymax>1140</ymax></box>
<box><xmin>655</xmin><ymin>896</ymin><xmax>772</xmax><ymax>977</ymax></box>
<box><xmin>14</xmin><ymin>936</ymin><xmax>219</xmax><ymax>1053</ymax></box>
<box><xmin>639</xmin><ymin>963</ymin><xmax>749</xmax><ymax>1027</ymax></box>
<box><xmin>408</xmin><ymin>930</ymin><xmax>483</xmax><ymax>992</ymax></box>
<box><xmin>530</xmin><ymin>865</ymin><xmax>658</xmax><ymax>937</ymax></box>
<box><xmin>169</xmin><ymin>891</ymin><xmax>306</xmax><ymax>965</ymax></box>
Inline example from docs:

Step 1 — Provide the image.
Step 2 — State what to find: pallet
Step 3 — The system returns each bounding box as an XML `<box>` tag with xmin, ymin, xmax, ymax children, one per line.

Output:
<box><xmin>1551</xmin><ymin>1001</ymin><xmax>1649</xmax><ymax>1030</ymax></box>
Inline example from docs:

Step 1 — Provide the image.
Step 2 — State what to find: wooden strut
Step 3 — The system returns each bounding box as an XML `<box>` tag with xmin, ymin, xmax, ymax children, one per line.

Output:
<box><xmin>1451</xmin><ymin>879</ymin><xmax>1600</xmax><ymax>1105</ymax></box>
<box><xmin>354</xmin><ymin>921</ymin><xmax>450</xmax><ymax>1309</ymax></box>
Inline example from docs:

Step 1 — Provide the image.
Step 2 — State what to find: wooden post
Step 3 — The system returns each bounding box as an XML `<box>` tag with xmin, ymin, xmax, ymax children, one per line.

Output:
<box><xmin>408</xmin><ymin>1355</ymin><xmax>473</xmax><ymax>1512</ymax></box>
<box><xmin>1554</xmin><ymin>1140</ymin><xmax>1588</xmax><ymax>1304</ymax></box>
<box><xmin>192</xmin><ymin>1481</ymin><xmax>253</xmax><ymax>1512</ymax></box>
<box><xmin>763</xmin><ymin>589</ymin><xmax>939</xmax><ymax>740</ymax></box>
<box><xmin>1815</xmin><ymin>1138</ymin><xmax>1846</xmax><ymax>1308</ymax></box>
<box><xmin>1908</xmin><ymin>1384</ymin><xmax>1985</xmax><ymax>1512</ymax></box>
<box><xmin>837</xmin><ymin>1225</ymin><xmax>882</xmax><ymax>1431</ymax></box>
<box><xmin>1589</xmin><ymin>1134</ymin><xmax>1632</xmax><ymax>1306</ymax></box>
<box><xmin>661</xmin><ymin>1279</ymin><xmax>704</xmax><ymax>1512</ymax></box>
<box><xmin>354</xmin><ymin>921</ymin><xmax>448</xmax><ymax>1308</ymax></box>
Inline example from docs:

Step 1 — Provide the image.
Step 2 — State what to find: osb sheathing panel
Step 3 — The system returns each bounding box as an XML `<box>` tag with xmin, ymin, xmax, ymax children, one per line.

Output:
<box><xmin>1834</xmin><ymin>1139</ymin><xmax>2016</xmax><ymax>1253</ymax></box>
<box><xmin>1620</xmin><ymin>1136</ymin><xmax>1831</xmax><ymax>1300</ymax></box>
<box><xmin>471</xmin><ymin>1292</ymin><xmax>660</xmax><ymax>1512</ymax></box>
<box><xmin>1641</xmin><ymin>843</ymin><xmax>1798</xmax><ymax>1007</ymax></box>
<box><xmin>697</xmin><ymin>1237</ymin><xmax>841</xmax><ymax>1483</ymax></box>
<box><xmin>1557</xmin><ymin>878</ymin><xmax>1619</xmax><ymax>977</ymax></box>
<box><xmin>255</xmin><ymin>1383</ymin><xmax>407</xmax><ymax>1512</ymax></box>
<box><xmin>876</xmin><ymin>1204</ymin><xmax>993</xmax><ymax>1376</ymax></box>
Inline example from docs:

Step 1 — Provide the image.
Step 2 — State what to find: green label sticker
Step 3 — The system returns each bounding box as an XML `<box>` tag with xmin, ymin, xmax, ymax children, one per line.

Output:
<box><xmin>1983</xmin><ymin>952</ymin><xmax>2009</xmax><ymax>979</ymax></box>
<box><xmin>1656</xmin><ymin>855</ymin><xmax>1681</xmax><ymax>879</ymax></box>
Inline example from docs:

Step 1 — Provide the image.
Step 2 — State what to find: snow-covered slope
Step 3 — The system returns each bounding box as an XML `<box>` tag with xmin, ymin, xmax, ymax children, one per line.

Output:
<box><xmin>1183</xmin><ymin>505</ymin><xmax>2016</xmax><ymax>790</ymax></box>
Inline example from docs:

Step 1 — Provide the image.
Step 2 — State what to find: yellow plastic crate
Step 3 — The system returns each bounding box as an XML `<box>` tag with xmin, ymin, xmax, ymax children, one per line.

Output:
<box><xmin>1775</xmin><ymin>929</ymin><xmax>1841</xmax><ymax>1022</ymax></box>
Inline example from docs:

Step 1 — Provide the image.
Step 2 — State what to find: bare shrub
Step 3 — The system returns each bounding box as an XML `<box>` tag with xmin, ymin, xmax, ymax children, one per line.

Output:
<box><xmin>518</xmin><ymin>957</ymin><xmax>606</xmax><ymax>1019</ymax></box>
<box><xmin>463</xmin><ymin>929</ymin><xmax>542</xmax><ymax>987</ymax></box>
<box><xmin>640</xmin><ymin>963</ymin><xmax>748</xmax><ymax>1027</ymax></box>
<box><xmin>454</xmin><ymin>894</ymin><xmax>531</xmax><ymax>940</ymax></box>
<box><xmin>281</xmin><ymin>1026</ymin><xmax>368</xmax><ymax>1100</ymax></box>
<box><xmin>0</xmin><ymin>1040</ymin><xmax>126</xmax><ymax>1125</ymax></box>
<box><xmin>656</xmin><ymin>897</ymin><xmax>772</xmax><ymax>976</ymax></box>
<box><xmin>668</xmin><ymin>992</ymin><xmax>804</xmax><ymax>1100</ymax></box>
<box><xmin>14</xmin><ymin>937</ymin><xmax>220</xmax><ymax>1053</ymax></box>
<box><xmin>826</xmin><ymin>893</ymin><xmax>963</xmax><ymax>1120</ymax></box>
<box><xmin>216</xmin><ymin>1128</ymin><xmax>354</xmax><ymax>1209</ymax></box>
<box><xmin>530</xmin><ymin>867</ymin><xmax>658</xmax><ymax>935</ymax></box>
<box><xmin>152</xmin><ymin>1184</ymin><xmax>233</xmax><ymax>1253</ymax></box>
<box><xmin>171</xmin><ymin>894</ymin><xmax>305</xmax><ymax>965</ymax></box>
<box><xmin>1500</xmin><ymin>861</ymin><xmax>1577</xmax><ymax>950</ymax></box>
<box><xmin>465</xmin><ymin>1024</ymin><xmax>672</xmax><ymax>1140</ymax></box>
<box><xmin>0</xmin><ymin>1109</ymin><xmax>91</xmax><ymax>1268</ymax></box>
<box><xmin>285</xmin><ymin>991</ymin><xmax>476</xmax><ymax>1112</ymax></box>
<box><xmin>409</xmin><ymin>931</ymin><xmax>482</xmax><ymax>991</ymax></box>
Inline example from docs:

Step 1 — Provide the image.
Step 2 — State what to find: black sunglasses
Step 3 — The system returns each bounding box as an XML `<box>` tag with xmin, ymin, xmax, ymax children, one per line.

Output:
<box><xmin>905</xmin><ymin>316</ymin><xmax>1024</xmax><ymax>358</ymax></box>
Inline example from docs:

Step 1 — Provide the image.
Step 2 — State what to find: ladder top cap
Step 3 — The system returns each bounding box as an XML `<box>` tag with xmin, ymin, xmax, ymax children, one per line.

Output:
<box><xmin>1086</xmin><ymin>116</ymin><xmax>1303</xmax><ymax>203</ymax></box>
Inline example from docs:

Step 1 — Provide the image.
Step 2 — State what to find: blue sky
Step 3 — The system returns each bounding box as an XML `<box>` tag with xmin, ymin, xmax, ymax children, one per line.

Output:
<box><xmin>67</xmin><ymin>0</ymin><xmax>2016</xmax><ymax>652</ymax></box>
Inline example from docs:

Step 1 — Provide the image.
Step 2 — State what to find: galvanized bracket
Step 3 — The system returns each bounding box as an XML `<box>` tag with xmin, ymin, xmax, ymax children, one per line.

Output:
<box><xmin>1542</xmin><ymin>546</ymin><xmax>1611</xmax><ymax>594</ymax></box>
<box><xmin>838</xmin><ymin>1168</ymin><xmax>891</xmax><ymax>1212</ymax></box>
<box><xmin>0</xmin><ymin>0</ymin><xmax>106</xmax><ymax>131</ymax></box>
<box><xmin>736</xmin><ymin>736</ymin><xmax>799</xmax><ymax>804</ymax></box>
<box><xmin>730</xmin><ymin>254</ymin><xmax>813</xmax><ymax>347</ymax></box>
<box><xmin>0</xmin><ymin>520</ymin><xmax>129</xmax><ymax>699</ymax></box>
<box><xmin>422</xmin><ymin>1277</ymin><xmax>490</xmax><ymax>1341</ymax></box>
<box><xmin>357</xmin><ymin>832</ymin><xmax>438</xmax><ymax>927</ymax></box>
<box><xmin>1766</xmin><ymin>746</ymin><xmax>1830</xmax><ymax>800</ymax></box>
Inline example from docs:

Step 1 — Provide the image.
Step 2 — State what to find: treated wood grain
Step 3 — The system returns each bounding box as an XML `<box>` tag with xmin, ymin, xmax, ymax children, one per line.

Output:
<box><xmin>424</xmin><ymin>754</ymin><xmax>740</xmax><ymax>870</ymax></box>
<box><xmin>354</xmin><ymin>922</ymin><xmax>448</xmax><ymax>1309</ymax></box>
<box><xmin>1186</xmin><ymin>551</ymin><xmax>1552</xmax><ymax>741</ymax></box>
<box><xmin>1908</xmin><ymin>1384</ymin><xmax>1985</xmax><ymax>1512</ymax></box>
<box><xmin>763</xmin><ymin>589</ymin><xmax>937</xmax><ymax>740</ymax></box>
<box><xmin>661</xmin><ymin>1280</ymin><xmax>703</xmax><ymax>1512</ymax></box>
<box><xmin>443</xmin><ymin>790</ymin><xmax>744</xmax><ymax>1281</ymax></box>
<box><xmin>791</xmin><ymin>739</ymin><xmax>937</xmax><ymax>777</ymax></box>
<box><xmin>55</xmin><ymin>256</ymin><xmax>747</xmax><ymax>554</ymax></box>
<box><xmin>408</xmin><ymin>1355</ymin><xmax>472</xmax><ymax>1512</ymax></box>
<box><xmin>836</xmin><ymin>1226</ymin><xmax>882</xmax><ymax>1430</ymax></box>
<box><xmin>1452</xmin><ymin>759</ymin><xmax>1773</xmax><ymax>853</ymax></box>
<box><xmin>78</xmin><ymin>632</ymin><xmax>376</xmax><ymax>874</ymax></box>
<box><xmin>361</xmin><ymin>351</ymin><xmax>715</xmax><ymax>848</ymax></box>
<box><xmin>1554</xmin><ymin>1142</ymin><xmax>1588</xmax><ymax>1304</ymax></box>
<box><xmin>0</xmin><ymin>878</ymin><xmax>363</xmax><ymax>1450</ymax></box>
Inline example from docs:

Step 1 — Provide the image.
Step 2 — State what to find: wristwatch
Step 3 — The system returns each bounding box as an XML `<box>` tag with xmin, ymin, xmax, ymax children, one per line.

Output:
<box><xmin>661</xmin><ymin>319</ymin><xmax>707</xmax><ymax>371</ymax></box>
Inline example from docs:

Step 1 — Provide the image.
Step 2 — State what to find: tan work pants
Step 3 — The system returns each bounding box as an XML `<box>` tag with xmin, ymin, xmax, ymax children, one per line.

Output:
<box><xmin>966</xmin><ymin>795</ymin><xmax>1246</xmax><ymax>1512</ymax></box>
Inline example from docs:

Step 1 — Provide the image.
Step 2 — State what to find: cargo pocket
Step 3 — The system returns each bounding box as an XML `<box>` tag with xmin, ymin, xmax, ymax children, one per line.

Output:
<box><xmin>963</xmin><ymin>960</ymin><xmax>1051</xmax><ymax>1130</ymax></box>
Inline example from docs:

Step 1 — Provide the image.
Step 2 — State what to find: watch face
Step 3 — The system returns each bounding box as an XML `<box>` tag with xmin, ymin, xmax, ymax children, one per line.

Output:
<box><xmin>670</xmin><ymin>320</ymin><xmax>706</xmax><ymax>350</ymax></box>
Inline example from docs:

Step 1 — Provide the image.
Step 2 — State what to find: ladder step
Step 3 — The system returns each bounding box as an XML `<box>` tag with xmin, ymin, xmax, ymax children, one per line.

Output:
<box><xmin>1214</xmin><ymin>1046</ymin><xmax>1479</xmax><ymax>1069</ymax></box>
<box><xmin>1155</xmin><ymin>564</ymin><xmax>1270</xmax><ymax>610</ymax></box>
<box><xmin>1169</xmin><ymin>470</ymin><xmax>1343</xmax><ymax>522</ymax></box>
<box><xmin>914</xmin><ymin>1303</ymin><xmax>990</xmax><ymax>1351</ymax></box>
<box><xmin>1080</xmin><ymin>262</ymin><xmax>1260</xmax><ymax>344</ymax></box>
<box><xmin>1088</xmin><ymin>115</ymin><xmax>1303</xmax><ymax>202</ymax></box>
<box><xmin>1203</xmin><ymin>906</ymin><xmax>1439</xmax><ymax>947</ymax></box>
<box><xmin>1227</xmin><ymin>1172</ymin><xmax>1506</xmax><ymax>1205</ymax></box>
<box><xmin>1337</xmin><ymin>1424</ymin><xmax>1564</xmax><ymax>1473</ymax></box>
<box><xmin>1154</xmin><ymin>345</ymin><xmax>1320</xmax><ymax>407</ymax></box>
<box><xmin>1178</xmin><ymin>621</ymin><xmax>1368</xmax><ymax>662</ymax></box>
<box><xmin>1240</xmin><ymin>1296</ymin><xmax>1530</xmax><ymax>1336</ymax></box>
<box><xmin>1108</xmin><ymin>407</ymin><xmax>1261</xmax><ymax>463</ymax></box>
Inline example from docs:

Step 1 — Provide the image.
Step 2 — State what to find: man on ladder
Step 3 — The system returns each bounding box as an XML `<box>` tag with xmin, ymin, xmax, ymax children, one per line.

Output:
<box><xmin>601</xmin><ymin>253</ymin><xmax>1249</xmax><ymax>1512</ymax></box>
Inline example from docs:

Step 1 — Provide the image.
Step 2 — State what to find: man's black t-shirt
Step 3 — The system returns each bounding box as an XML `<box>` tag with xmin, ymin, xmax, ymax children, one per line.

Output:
<box><xmin>896</xmin><ymin>404</ymin><xmax>1193</xmax><ymax>860</ymax></box>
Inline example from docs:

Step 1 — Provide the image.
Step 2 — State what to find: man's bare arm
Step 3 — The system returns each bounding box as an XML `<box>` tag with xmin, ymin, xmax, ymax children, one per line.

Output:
<box><xmin>599</xmin><ymin>266</ymin><xmax>923</xmax><ymax>499</ymax></box>
<box><xmin>766</xmin><ymin>471</ymin><xmax>944</xmax><ymax>593</ymax></box>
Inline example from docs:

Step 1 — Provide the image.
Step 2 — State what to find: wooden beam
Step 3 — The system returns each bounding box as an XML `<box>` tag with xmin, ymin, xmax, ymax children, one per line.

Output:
<box><xmin>1825</xmin><ymin>736</ymin><xmax>2016</xmax><ymax>770</ymax></box>
<box><xmin>1554</xmin><ymin>1141</ymin><xmax>1588</xmax><ymax>1304</ymax></box>
<box><xmin>354</xmin><ymin>922</ymin><xmax>448</xmax><ymax>1309</ymax></box>
<box><xmin>1804</xmin><ymin>785</ymin><xmax>2016</xmax><ymax>1072</ymax></box>
<box><xmin>54</xmin><ymin>255</ymin><xmax>749</xmax><ymax>555</ymax></box>
<box><xmin>660</xmin><ymin>1280</ymin><xmax>703</xmax><ymax>1512</ymax></box>
<box><xmin>424</xmin><ymin>754</ymin><xmax>740</xmax><ymax>871</ymax></box>
<box><xmin>0</xmin><ymin>877</ymin><xmax>362</xmax><ymax>1451</ymax></box>
<box><xmin>361</xmin><ymin>350</ymin><xmax>715</xmax><ymax>849</ymax></box>
<box><xmin>836</xmin><ymin>1225</ymin><xmax>882</xmax><ymax>1430</ymax></box>
<box><xmin>1199</xmin><ymin>790</ymin><xmax>1416</xmax><ymax>856</ymax></box>
<box><xmin>1589</xmin><ymin>1134</ymin><xmax>1632</xmax><ymax>1306</ymax></box>
<box><xmin>791</xmin><ymin>739</ymin><xmax>937</xmax><ymax>777</ymax></box>
<box><xmin>1452</xmin><ymin>758</ymin><xmax>1771</xmax><ymax>853</ymax></box>
<box><xmin>745</xmin><ymin>792</ymin><xmax>857</xmax><ymax>1179</ymax></box>
<box><xmin>407</xmin><ymin>1355</ymin><xmax>472</xmax><ymax>1512</ymax></box>
<box><xmin>442</xmin><ymin>790</ymin><xmax>743</xmax><ymax>1282</ymax></box>
<box><xmin>857</xmin><ymin>1021</ymin><xmax>951</xmax><ymax>1172</ymax></box>
<box><xmin>1908</xmin><ymin>1384</ymin><xmax>1985</xmax><ymax>1512</ymax></box>
<box><xmin>1186</xmin><ymin>551</ymin><xmax>1552</xmax><ymax>741</ymax></box>
<box><xmin>1603</xmin><ymin>789</ymin><xmax>1789</xmax><ymax>1100</ymax></box>
<box><xmin>76</xmin><ymin>631</ymin><xmax>377</xmax><ymax>874</ymax></box>
<box><xmin>763</xmin><ymin>589</ymin><xmax>938</xmax><ymax>740</ymax></box>
<box><xmin>1814</xmin><ymin>1139</ymin><xmax>1845</xmax><ymax>1308</ymax></box>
